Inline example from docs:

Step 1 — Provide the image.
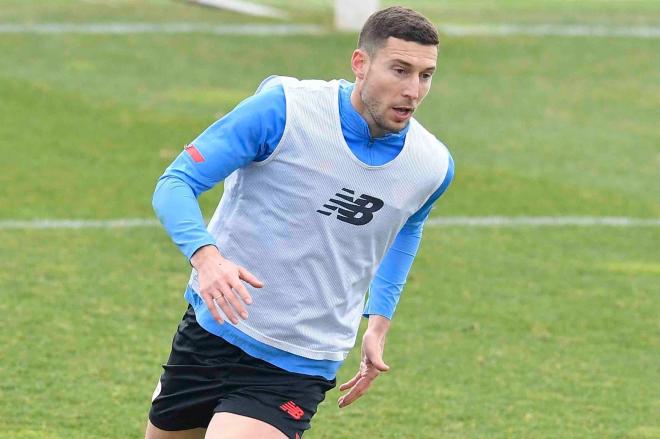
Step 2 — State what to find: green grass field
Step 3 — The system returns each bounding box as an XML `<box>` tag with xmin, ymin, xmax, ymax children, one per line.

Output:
<box><xmin>1</xmin><ymin>1</ymin><xmax>658</xmax><ymax>438</ymax></box>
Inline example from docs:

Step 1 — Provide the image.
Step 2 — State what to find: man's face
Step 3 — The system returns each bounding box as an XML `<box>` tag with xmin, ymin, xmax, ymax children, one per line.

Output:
<box><xmin>352</xmin><ymin>37</ymin><xmax>438</xmax><ymax>136</ymax></box>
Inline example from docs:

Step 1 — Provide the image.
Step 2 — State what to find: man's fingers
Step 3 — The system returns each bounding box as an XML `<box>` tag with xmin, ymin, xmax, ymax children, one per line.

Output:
<box><xmin>239</xmin><ymin>267</ymin><xmax>264</xmax><ymax>288</ymax></box>
<box><xmin>222</xmin><ymin>283</ymin><xmax>249</xmax><ymax>321</ymax></box>
<box><xmin>213</xmin><ymin>287</ymin><xmax>240</xmax><ymax>324</ymax></box>
<box><xmin>338</xmin><ymin>364</ymin><xmax>383</xmax><ymax>408</ymax></box>
<box><xmin>338</xmin><ymin>377</ymin><xmax>373</xmax><ymax>408</ymax></box>
<box><xmin>201</xmin><ymin>293</ymin><xmax>224</xmax><ymax>325</ymax></box>
<box><xmin>339</xmin><ymin>371</ymin><xmax>361</xmax><ymax>392</ymax></box>
<box><xmin>232</xmin><ymin>279</ymin><xmax>253</xmax><ymax>306</ymax></box>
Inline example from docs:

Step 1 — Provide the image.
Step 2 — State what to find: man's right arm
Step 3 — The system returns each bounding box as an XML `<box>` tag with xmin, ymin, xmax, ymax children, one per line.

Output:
<box><xmin>152</xmin><ymin>83</ymin><xmax>286</xmax><ymax>323</ymax></box>
<box><xmin>152</xmin><ymin>83</ymin><xmax>286</xmax><ymax>261</ymax></box>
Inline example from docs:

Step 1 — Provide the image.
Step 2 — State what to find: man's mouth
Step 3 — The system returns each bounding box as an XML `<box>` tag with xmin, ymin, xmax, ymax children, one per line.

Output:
<box><xmin>392</xmin><ymin>106</ymin><xmax>413</xmax><ymax>119</ymax></box>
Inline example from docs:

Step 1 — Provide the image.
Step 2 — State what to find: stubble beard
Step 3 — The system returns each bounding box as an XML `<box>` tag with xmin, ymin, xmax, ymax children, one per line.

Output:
<box><xmin>360</xmin><ymin>88</ymin><xmax>402</xmax><ymax>136</ymax></box>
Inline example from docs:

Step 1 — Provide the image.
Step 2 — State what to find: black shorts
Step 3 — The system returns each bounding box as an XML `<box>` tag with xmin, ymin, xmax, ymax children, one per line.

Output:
<box><xmin>149</xmin><ymin>306</ymin><xmax>336</xmax><ymax>438</ymax></box>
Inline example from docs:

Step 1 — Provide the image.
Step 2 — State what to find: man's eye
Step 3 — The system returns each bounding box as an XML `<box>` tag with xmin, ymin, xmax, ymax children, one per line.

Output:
<box><xmin>421</xmin><ymin>73</ymin><xmax>433</xmax><ymax>80</ymax></box>
<box><xmin>393</xmin><ymin>68</ymin><xmax>406</xmax><ymax>75</ymax></box>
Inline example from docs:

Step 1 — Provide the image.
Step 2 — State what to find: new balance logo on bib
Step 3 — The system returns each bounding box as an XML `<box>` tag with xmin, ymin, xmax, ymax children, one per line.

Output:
<box><xmin>317</xmin><ymin>188</ymin><xmax>384</xmax><ymax>225</ymax></box>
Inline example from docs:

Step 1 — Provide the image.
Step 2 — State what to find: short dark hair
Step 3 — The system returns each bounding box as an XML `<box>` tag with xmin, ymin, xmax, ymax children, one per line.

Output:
<box><xmin>358</xmin><ymin>6</ymin><xmax>439</xmax><ymax>56</ymax></box>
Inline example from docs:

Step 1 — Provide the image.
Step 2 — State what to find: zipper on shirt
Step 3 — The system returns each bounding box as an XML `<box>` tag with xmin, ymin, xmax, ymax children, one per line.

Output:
<box><xmin>367</xmin><ymin>137</ymin><xmax>374</xmax><ymax>165</ymax></box>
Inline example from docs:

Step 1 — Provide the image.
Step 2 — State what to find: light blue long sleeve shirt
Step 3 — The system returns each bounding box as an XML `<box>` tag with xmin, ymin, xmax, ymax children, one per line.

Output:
<box><xmin>153</xmin><ymin>80</ymin><xmax>454</xmax><ymax>378</ymax></box>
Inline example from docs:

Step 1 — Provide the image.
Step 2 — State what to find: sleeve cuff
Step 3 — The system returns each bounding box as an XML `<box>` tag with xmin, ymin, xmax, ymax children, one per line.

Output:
<box><xmin>183</xmin><ymin>236</ymin><xmax>218</xmax><ymax>262</ymax></box>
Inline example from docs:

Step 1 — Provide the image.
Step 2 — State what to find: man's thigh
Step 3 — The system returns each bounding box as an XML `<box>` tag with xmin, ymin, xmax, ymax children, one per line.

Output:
<box><xmin>206</xmin><ymin>413</ymin><xmax>287</xmax><ymax>439</ymax></box>
<box><xmin>145</xmin><ymin>420</ymin><xmax>205</xmax><ymax>439</ymax></box>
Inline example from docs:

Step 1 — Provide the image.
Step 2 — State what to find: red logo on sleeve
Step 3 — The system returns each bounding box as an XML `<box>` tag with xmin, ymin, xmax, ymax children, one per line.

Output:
<box><xmin>184</xmin><ymin>144</ymin><xmax>205</xmax><ymax>163</ymax></box>
<box><xmin>280</xmin><ymin>401</ymin><xmax>304</xmax><ymax>420</ymax></box>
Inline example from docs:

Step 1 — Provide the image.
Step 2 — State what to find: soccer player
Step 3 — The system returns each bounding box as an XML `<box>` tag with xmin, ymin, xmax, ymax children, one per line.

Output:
<box><xmin>146</xmin><ymin>6</ymin><xmax>454</xmax><ymax>439</ymax></box>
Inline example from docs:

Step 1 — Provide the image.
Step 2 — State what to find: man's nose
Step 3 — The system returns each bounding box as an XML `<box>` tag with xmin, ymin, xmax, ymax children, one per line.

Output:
<box><xmin>402</xmin><ymin>76</ymin><xmax>420</xmax><ymax>100</ymax></box>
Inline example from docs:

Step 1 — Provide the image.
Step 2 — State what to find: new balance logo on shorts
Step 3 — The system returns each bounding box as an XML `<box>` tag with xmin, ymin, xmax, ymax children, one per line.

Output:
<box><xmin>316</xmin><ymin>188</ymin><xmax>384</xmax><ymax>225</ymax></box>
<box><xmin>280</xmin><ymin>400</ymin><xmax>305</xmax><ymax>420</ymax></box>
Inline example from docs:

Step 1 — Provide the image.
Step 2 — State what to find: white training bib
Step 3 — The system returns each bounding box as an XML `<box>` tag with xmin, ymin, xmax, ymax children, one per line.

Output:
<box><xmin>189</xmin><ymin>77</ymin><xmax>450</xmax><ymax>360</ymax></box>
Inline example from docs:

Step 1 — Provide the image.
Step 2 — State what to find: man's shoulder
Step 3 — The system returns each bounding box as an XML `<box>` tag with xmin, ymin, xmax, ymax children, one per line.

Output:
<box><xmin>236</xmin><ymin>79</ymin><xmax>286</xmax><ymax>118</ymax></box>
<box><xmin>407</xmin><ymin>120</ymin><xmax>454</xmax><ymax>192</ymax></box>
<box><xmin>258</xmin><ymin>75</ymin><xmax>341</xmax><ymax>93</ymax></box>
<box><xmin>410</xmin><ymin>118</ymin><xmax>450</xmax><ymax>156</ymax></box>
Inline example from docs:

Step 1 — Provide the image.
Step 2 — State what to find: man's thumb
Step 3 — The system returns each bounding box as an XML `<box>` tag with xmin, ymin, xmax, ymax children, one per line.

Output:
<box><xmin>370</xmin><ymin>354</ymin><xmax>390</xmax><ymax>372</ymax></box>
<box><xmin>364</xmin><ymin>333</ymin><xmax>390</xmax><ymax>371</ymax></box>
<box><xmin>376</xmin><ymin>360</ymin><xmax>390</xmax><ymax>372</ymax></box>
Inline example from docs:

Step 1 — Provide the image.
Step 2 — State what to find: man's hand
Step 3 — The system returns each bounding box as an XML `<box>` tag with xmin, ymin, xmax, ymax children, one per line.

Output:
<box><xmin>338</xmin><ymin>316</ymin><xmax>391</xmax><ymax>408</ymax></box>
<box><xmin>191</xmin><ymin>245</ymin><xmax>264</xmax><ymax>325</ymax></box>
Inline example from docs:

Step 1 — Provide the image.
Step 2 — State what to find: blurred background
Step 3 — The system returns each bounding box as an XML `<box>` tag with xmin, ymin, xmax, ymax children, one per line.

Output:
<box><xmin>1</xmin><ymin>1</ymin><xmax>658</xmax><ymax>438</ymax></box>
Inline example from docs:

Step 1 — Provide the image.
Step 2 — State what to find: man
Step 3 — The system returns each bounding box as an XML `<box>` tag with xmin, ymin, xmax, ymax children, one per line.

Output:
<box><xmin>147</xmin><ymin>6</ymin><xmax>454</xmax><ymax>439</ymax></box>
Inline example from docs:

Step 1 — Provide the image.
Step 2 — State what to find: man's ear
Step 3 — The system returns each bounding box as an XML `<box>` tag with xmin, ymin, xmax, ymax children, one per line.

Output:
<box><xmin>351</xmin><ymin>49</ymin><xmax>369</xmax><ymax>80</ymax></box>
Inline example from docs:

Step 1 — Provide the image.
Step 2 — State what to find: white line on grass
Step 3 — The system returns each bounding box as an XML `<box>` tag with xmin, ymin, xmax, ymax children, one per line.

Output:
<box><xmin>438</xmin><ymin>23</ymin><xmax>660</xmax><ymax>38</ymax></box>
<box><xmin>425</xmin><ymin>216</ymin><xmax>660</xmax><ymax>227</ymax></box>
<box><xmin>0</xmin><ymin>22</ymin><xmax>659</xmax><ymax>38</ymax></box>
<box><xmin>0</xmin><ymin>219</ymin><xmax>160</xmax><ymax>230</ymax></box>
<box><xmin>1</xmin><ymin>217</ymin><xmax>658</xmax><ymax>230</ymax></box>
<box><xmin>0</xmin><ymin>23</ymin><xmax>324</xmax><ymax>35</ymax></box>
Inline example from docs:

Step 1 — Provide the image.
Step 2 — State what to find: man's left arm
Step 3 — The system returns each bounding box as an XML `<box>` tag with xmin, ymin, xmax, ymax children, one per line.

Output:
<box><xmin>338</xmin><ymin>154</ymin><xmax>454</xmax><ymax>408</ymax></box>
